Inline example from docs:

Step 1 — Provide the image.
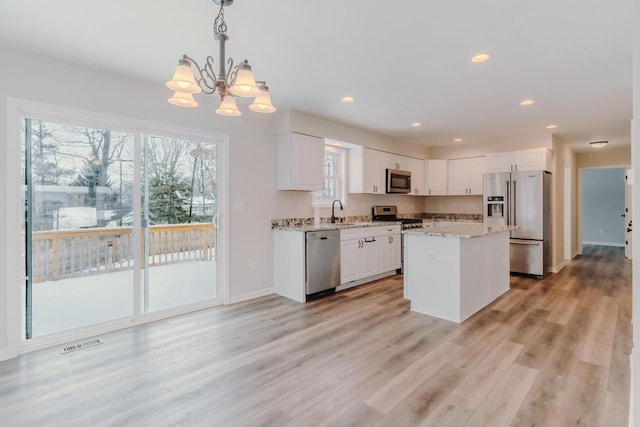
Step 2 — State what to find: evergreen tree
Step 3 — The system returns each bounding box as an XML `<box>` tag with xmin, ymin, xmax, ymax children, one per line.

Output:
<box><xmin>148</xmin><ymin>171</ymin><xmax>192</xmax><ymax>224</ymax></box>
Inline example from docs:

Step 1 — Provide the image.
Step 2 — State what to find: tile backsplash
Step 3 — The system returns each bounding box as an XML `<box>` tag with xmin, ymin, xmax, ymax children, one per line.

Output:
<box><xmin>271</xmin><ymin>212</ymin><xmax>482</xmax><ymax>228</ymax></box>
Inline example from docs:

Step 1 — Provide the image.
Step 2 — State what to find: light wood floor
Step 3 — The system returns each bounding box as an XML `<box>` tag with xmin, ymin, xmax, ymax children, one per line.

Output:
<box><xmin>0</xmin><ymin>245</ymin><xmax>631</xmax><ymax>426</ymax></box>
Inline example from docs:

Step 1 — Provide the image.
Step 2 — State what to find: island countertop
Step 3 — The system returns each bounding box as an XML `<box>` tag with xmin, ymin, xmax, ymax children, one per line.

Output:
<box><xmin>402</xmin><ymin>223</ymin><xmax>513</xmax><ymax>238</ymax></box>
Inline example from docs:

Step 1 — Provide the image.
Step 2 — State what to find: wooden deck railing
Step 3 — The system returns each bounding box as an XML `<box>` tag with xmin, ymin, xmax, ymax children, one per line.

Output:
<box><xmin>30</xmin><ymin>223</ymin><xmax>216</xmax><ymax>283</ymax></box>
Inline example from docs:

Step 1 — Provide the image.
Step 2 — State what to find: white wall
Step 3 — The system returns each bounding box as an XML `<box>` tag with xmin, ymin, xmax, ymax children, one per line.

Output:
<box><xmin>0</xmin><ymin>45</ymin><xmax>282</xmax><ymax>358</ymax></box>
<box><xmin>0</xmin><ymin>45</ymin><xmax>432</xmax><ymax>360</ymax></box>
<box><xmin>581</xmin><ymin>168</ymin><xmax>626</xmax><ymax>246</ymax></box>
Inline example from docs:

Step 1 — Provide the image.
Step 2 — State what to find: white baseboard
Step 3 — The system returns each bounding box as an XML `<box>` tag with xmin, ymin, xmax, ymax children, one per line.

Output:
<box><xmin>0</xmin><ymin>348</ymin><xmax>10</xmax><ymax>363</ymax></box>
<box><xmin>550</xmin><ymin>261</ymin><xmax>568</xmax><ymax>274</ymax></box>
<box><xmin>582</xmin><ymin>241</ymin><xmax>625</xmax><ymax>247</ymax></box>
<box><xmin>571</xmin><ymin>251</ymin><xmax>579</xmax><ymax>259</ymax></box>
<box><xmin>629</xmin><ymin>352</ymin><xmax>634</xmax><ymax>427</ymax></box>
<box><xmin>336</xmin><ymin>271</ymin><xmax>397</xmax><ymax>292</ymax></box>
<box><xmin>228</xmin><ymin>288</ymin><xmax>275</xmax><ymax>304</ymax></box>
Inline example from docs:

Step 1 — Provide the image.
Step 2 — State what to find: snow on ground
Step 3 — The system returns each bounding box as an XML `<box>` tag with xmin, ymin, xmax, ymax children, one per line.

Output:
<box><xmin>23</xmin><ymin>260</ymin><xmax>217</xmax><ymax>337</ymax></box>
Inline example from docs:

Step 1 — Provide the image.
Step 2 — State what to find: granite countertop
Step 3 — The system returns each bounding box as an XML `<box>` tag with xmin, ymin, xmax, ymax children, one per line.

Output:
<box><xmin>272</xmin><ymin>221</ymin><xmax>402</xmax><ymax>232</ymax></box>
<box><xmin>403</xmin><ymin>223</ymin><xmax>513</xmax><ymax>238</ymax></box>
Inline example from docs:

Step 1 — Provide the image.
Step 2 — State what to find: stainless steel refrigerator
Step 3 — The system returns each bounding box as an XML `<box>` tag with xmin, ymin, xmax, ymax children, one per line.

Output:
<box><xmin>483</xmin><ymin>170</ymin><xmax>551</xmax><ymax>277</ymax></box>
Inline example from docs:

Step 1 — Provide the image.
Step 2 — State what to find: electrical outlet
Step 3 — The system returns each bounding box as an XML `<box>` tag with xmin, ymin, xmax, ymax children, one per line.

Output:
<box><xmin>250</xmin><ymin>261</ymin><xmax>257</xmax><ymax>271</ymax></box>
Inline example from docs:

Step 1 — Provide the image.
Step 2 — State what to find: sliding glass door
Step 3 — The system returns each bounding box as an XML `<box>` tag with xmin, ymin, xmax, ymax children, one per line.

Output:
<box><xmin>21</xmin><ymin>116</ymin><xmax>220</xmax><ymax>340</ymax></box>
<box><xmin>22</xmin><ymin>119</ymin><xmax>135</xmax><ymax>338</ymax></box>
<box><xmin>141</xmin><ymin>135</ymin><xmax>218</xmax><ymax>313</ymax></box>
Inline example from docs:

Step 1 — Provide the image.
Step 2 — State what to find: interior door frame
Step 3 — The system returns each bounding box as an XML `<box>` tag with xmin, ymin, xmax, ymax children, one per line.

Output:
<box><xmin>577</xmin><ymin>164</ymin><xmax>631</xmax><ymax>255</ymax></box>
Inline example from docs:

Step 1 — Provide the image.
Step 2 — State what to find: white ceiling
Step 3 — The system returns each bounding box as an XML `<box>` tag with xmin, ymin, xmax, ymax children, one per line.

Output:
<box><xmin>0</xmin><ymin>0</ymin><xmax>634</xmax><ymax>152</ymax></box>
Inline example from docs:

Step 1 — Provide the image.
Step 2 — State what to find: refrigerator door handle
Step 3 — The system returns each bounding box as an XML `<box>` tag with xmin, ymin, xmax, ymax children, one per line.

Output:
<box><xmin>506</xmin><ymin>180</ymin><xmax>510</xmax><ymax>226</ymax></box>
<box><xmin>512</xmin><ymin>180</ymin><xmax>517</xmax><ymax>226</ymax></box>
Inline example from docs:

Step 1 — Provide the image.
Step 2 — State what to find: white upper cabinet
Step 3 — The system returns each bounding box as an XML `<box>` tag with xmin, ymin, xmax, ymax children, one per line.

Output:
<box><xmin>276</xmin><ymin>132</ymin><xmax>324</xmax><ymax>191</ymax></box>
<box><xmin>487</xmin><ymin>148</ymin><xmax>552</xmax><ymax>173</ymax></box>
<box><xmin>386</xmin><ymin>153</ymin><xmax>411</xmax><ymax>171</ymax></box>
<box><xmin>348</xmin><ymin>147</ymin><xmax>386</xmax><ymax>194</ymax></box>
<box><xmin>468</xmin><ymin>156</ymin><xmax>488</xmax><ymax>194</ymax></box>
<box><xmin>425</xmin><ymin>159</ymin><xmax>448</xmax><ymax>195</ymax></box>
<box><xmin>448</xmin><ymin>157</ymin><xmax>487</xmax><ymax>195</ymax></box>
<box><xmin>447</xmin><ymin>159</ymin><xmax>469</xmax><ymax>195</ymax></box>
<box><xmin>408</xmin><ymin>157</ymin><xmax>425</xmax><ymax>196</ymax></box>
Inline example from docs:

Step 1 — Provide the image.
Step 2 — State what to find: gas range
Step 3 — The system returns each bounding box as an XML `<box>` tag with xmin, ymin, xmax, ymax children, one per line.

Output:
<box><xmin>371</xmin><ymin>206</ymin><xmax>423</xmax><ymax>230</ymax></box>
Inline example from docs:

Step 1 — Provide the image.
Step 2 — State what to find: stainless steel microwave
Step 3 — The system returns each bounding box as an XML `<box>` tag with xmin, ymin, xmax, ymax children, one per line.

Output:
<box><xmin>386</xmin><ymin>169</ymin><xmax>411</xmax><ymax>193</ymax></box>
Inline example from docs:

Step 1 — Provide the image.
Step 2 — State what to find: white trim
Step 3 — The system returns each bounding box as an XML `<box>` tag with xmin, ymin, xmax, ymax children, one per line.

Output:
<box><xmin>582</xmin><ymin>241</ymin><xmax>626</xmax><ymax>247</ymax></box>
<box><xmin>5</xmin><ymin>98</ymin><xmax>23</xmax><ymax>361</ymax></box>
<box><xmin>227</xmin><ymin>288</ymin><xmax>274</xmax><ymax>304</ymax></box>
<box><xmin>336</xmin><ymin>271</ymin><xmax>397</xmax><ymax>292</ymax></box>
<box><xmin>5</xmin><ymin>97</ymin><xmax>231</xmax><ymax>360</ymax></box>
<box><xmin>217</xmin><ymin>136</ymin><xmax>230</xmax><ymax>305</ymax></box>
<box><xmin>549</xmin><ymin>261</ymin><xmax>568</xmax><ymax>274</ymax></box>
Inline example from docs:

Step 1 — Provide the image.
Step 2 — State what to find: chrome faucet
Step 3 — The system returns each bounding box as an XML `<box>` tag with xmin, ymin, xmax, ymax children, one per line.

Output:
<box><xmin>331</xmin><ymin>199</ymin><xmax>344</xmax><ymax>223</ymax></box>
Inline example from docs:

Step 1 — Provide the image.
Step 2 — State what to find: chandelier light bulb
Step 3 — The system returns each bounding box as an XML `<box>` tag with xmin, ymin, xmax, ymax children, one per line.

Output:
<box><xmin>249</xmin><ymin>84</ymin><xmax>276</xmax><ymax>113</ymax></box>
<box><xmin>168</xmin><ymin>91</ymin><xmax>199</xmax><ymax>108</ymax></box>
<box><xmin>166</xmin><ymin>61</ymin><xmax>201</xmax><ymax>95</ymax></box>
<box><xmin>216</xmin><ymin>95</ymin><xmax>242</xmax><ymax>116</ymax></box>
<box><xmin>230</xmin><ymin>62</ymin><xmax>261</xmax><ymax>97</ymax></box>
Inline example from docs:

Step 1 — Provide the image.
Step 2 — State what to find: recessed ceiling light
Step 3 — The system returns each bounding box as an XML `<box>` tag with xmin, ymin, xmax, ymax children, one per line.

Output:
<box><xmin>332</xmin><ymin>142</ymin><xmax>342</xmax><ymax>147</ymax></box>
<box><xmin>341</xmin><ymin>96</ymin><xmax>355</xmax><ymax>103</ymax></box>
<box><xmin>589</xmin><ymin>140</ymin><xmax>608</xmax><ymax>149</ymax></box>
<box><xmin>546</xmin><ymin>124</ymin><xmax>558</xmax><ymax>129</ymax></box>
<box><xmin>471</xmin><ymin>53</ymin><xmax>492</xmax><ymax>63</ymax></box>
<box><xmin>454</xmin><ymin>138</ymin><xmax>463</xmax><ymax>142</ymax></box>
<box><xmin>411</xmin><ymin>122</ymin><xmax>422</xmax><ymax>128</ymax></box>
<box><xmin>520</xmin><ymin>99</ymin><xmax>535</xmax><ymax>106</ymax></box>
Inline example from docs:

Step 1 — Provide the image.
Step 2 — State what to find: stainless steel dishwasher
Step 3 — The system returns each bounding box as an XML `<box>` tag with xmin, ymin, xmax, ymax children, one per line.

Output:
<box><xmin>305</xmin><ymin>229</ymin><xmax>341</xmax><ymax>295</ymax></box>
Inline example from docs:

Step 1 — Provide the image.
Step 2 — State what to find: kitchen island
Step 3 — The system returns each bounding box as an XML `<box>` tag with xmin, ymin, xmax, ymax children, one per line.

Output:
<box><xmin>403</xmin><ymin>223</ymin><xmax>511</xmax><ymax>323</ymax></box>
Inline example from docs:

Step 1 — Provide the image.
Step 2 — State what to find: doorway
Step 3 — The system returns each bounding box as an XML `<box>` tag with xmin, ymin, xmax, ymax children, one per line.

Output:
<box><xmin>580</xmin><ymin>167</ymin><xmax>627</xmax><ymax>253</ymax></box>
<box><xmin>21</xmin><ymin>116</ymin><xmax>222</xmax><ymax>341</ymax></box>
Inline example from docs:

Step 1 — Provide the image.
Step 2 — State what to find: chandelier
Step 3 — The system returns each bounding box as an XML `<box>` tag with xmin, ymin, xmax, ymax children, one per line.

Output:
<box><xmin>166</xmin><ymin>0</ymin><xmax>275</xmax><ymax>116</ymax></box>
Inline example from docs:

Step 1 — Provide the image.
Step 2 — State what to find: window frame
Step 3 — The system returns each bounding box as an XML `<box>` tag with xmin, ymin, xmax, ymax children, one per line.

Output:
<box><xmin>312</xmin><ymin>145</ymin><xmax>348</xmax><ymax>208</ymax></box>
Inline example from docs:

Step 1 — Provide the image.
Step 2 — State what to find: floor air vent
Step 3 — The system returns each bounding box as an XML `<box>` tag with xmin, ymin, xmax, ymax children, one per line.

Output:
<box><xmin>60</xmin><ymin>338</ymin><xmax>103</xmax><ymax>354</ymax></box>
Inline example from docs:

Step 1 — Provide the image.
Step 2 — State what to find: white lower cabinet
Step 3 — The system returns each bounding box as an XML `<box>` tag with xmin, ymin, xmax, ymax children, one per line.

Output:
<box><xmin>340</xmin><ymin>238</ymin><xmax>363</xmax><ymax>284</ymax></box>
<box><xmin>340</xmin><ymin>225</ymin><xmax>401</xmax><ymax>285</ymax></box>
<box><xmin>376</xmin><ymin>225</ymin><xmax>401</xmax><ymax>272</ymax></box>
<box><xmin>340</xmin><ymin>228</ymin><xmax>378</xmax><ymax>284</ymax></box>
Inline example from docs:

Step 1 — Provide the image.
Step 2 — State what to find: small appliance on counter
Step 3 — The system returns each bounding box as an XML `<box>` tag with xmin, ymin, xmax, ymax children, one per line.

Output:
<box><xmin>483</xmin><ymin>170</ymin><xmax>551</xmax><ymax>277</ymax></box>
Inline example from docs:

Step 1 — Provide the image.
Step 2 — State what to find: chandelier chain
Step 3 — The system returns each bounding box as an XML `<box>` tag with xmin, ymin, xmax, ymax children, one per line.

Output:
<box><xmin>213</xmin><ymin>1</ymin><xmax>227</xmax><ymax>41</ymax></box>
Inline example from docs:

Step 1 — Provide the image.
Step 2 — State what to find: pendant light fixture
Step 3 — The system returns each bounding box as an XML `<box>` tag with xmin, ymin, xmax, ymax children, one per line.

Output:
<box><xmin>166</xmin><ymin>0</ymin><xmax>275</xmax><ymax>116</ymax></box>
